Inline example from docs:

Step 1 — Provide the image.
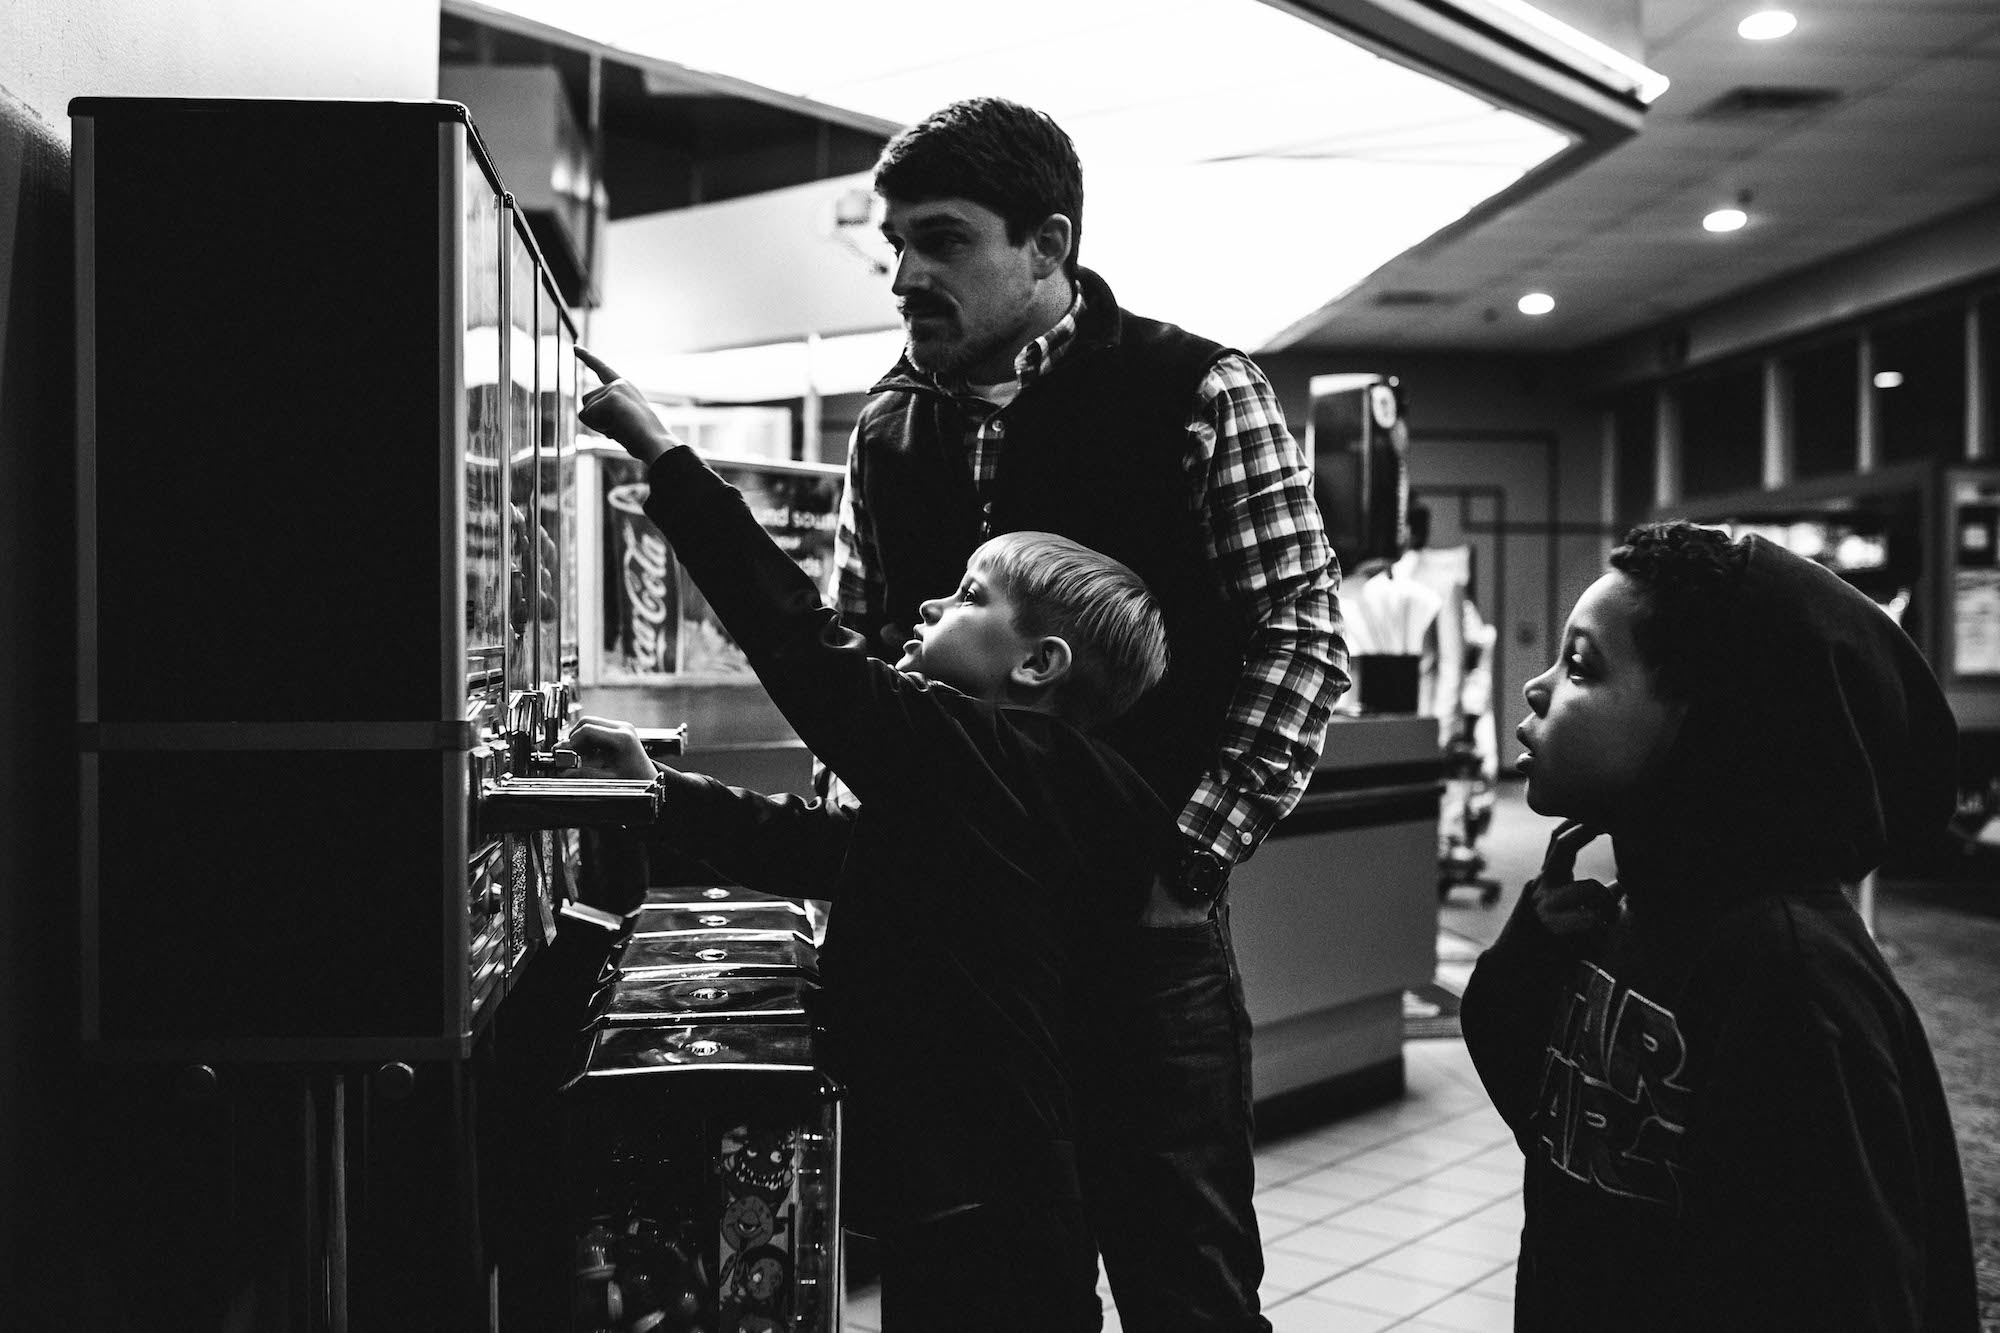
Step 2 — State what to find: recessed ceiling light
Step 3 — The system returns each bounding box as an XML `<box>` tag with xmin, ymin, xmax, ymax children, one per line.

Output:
<box><xmin>1703</xmin><ymin>207</ymin><xmax>1749</xmax><ymax>232</ymax></box>
<box><xmin>1874</xmin><ymin>370</ymin><xmax>1905</xmax><ymax>389</ymax></box>
<box><xmin>1738</xmin><ymin>10</ymin><xmax>1797</xmax><ymax>40</ymax></box>
<box><xmin>1517</xmin><ymin>292</ymin><xmax>1555</xmax><ymax>316</ymax></box>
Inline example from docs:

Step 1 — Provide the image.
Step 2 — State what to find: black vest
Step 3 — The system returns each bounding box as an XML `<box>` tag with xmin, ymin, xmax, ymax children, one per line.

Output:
<box><xmin>852</xmin><ymin>270</ymin><xmax>1247</xmax><ymax>808</ymax></box>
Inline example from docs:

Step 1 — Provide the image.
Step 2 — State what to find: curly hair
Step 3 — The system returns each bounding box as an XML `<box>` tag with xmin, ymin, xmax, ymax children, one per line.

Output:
<box><xmin>1606</xmin><ymin>521</ymin><xmax>1748</xmax><ymax>702</ymax></box>
<box><xmin>873</xmin><ymin>97</ymin><xmax>1084</xmax><ymax>278</ymax></box>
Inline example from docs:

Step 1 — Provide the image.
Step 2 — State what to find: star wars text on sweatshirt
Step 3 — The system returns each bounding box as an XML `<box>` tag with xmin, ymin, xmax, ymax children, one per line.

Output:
<box><xmin>1533</xmin><ymin>962</ymin><xmax>1692</xmax><ymax>1212</ymax></box>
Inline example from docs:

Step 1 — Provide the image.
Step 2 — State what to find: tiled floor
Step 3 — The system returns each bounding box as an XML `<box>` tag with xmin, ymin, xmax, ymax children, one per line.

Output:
<box><xmin>840</xmin><ymin>1038</ymin><xmax>1524</xmax><ymax>1332</ymax></box>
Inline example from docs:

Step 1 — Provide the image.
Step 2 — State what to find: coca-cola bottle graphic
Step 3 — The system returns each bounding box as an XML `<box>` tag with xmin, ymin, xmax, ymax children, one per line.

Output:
<box><xmin>606</xmin><ymin>480</ymin><xmax>677</xmax><ymax>675</ymax></box>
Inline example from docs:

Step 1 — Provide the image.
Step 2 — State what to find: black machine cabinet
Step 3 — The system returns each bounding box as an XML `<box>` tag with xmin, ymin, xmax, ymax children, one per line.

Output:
<box><xmin>67</xmin><ymin>98</ymin><xmax>683</xmax><ymax>1333</ymax></box>
<box><xmin>71</xmin><ymin>97</ymin><xmax>633</xmax><ymax>1062</ymax></box>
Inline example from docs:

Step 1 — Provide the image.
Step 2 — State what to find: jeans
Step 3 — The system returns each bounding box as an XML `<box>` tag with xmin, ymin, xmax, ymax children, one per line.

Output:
<box><xmin>1075</xmin><ymin>905</ymin><xmax>1271</xmax><ymax>1332</ymax></box>
<box><xmin>878</xmin><ymin>1197</ymin><xmax>1102</xmax><ymax>1332</ymax></box>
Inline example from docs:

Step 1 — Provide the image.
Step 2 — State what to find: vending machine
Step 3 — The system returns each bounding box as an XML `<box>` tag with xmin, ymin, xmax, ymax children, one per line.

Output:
<box><xmin>1306</xmin><ymin>371</ymin><xmax>1411</xmax><ymax>574</ymax></box>
<box><xmin>70</xmin><ymin>97</ymin><xmax>660</xmax><ymax>1329</ymax></box>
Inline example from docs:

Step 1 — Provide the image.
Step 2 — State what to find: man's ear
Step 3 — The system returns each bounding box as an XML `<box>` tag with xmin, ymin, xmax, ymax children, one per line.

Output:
<box><xmin>1028</xmin><ymin>213</ymin><xmax>1073</xmax><ymax>280</ymax></box>
<box><xmin>1010</xmin><ymin>635</ymin><xmax>1074</xmax><ymax>692</ymax></box>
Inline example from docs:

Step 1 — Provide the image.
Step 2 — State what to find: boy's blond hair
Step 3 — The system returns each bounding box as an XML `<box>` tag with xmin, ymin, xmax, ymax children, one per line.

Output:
<box><xmin>974</xmin><ymin>531</ymin><xmax>1168</xmax><ymax>730</ymax></box>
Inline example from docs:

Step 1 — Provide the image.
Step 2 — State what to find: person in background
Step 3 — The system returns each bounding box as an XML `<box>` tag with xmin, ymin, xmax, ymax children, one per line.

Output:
<box><xmin>834</xmin><ymin>95</ymin><xmax>1348</xmax><ymax>1332</ymax></box>
<box><xmin>567</xmin><ymin>347</ymin><xmax>1181</xmax><ymax>1332</ymax></box>
<box><xmin>1461</xmin><ymin>520</ymin><xmax>1978</xmax><ymax>1331</ymax></box>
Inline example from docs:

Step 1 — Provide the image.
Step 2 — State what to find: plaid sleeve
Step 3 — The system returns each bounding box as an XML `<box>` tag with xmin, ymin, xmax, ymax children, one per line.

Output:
<box><xmin>819</xmin><ymin>425</ymin><xmax>879</xmax><ymax>810</ymax></box>
<box><xmin>1181</xmin><ymin>353</ymin><xmax>1351</xmax><ymax>865</ymax></box>
<box><xmin>831</xmin><ymin>423</ymin><xmax>884</xmax><ymax>624</ymax></box>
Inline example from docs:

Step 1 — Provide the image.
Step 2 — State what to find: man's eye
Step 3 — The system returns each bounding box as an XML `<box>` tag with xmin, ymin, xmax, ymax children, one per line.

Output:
<box><xmin>958</xmin><ymin>587</ymin><xmax>978</xmax><ymax>604</ymax></box>
<box><xmin>1565</xmin><ymin>651</ymin><xmax>1590</xmax><ymax>679</ymax></box>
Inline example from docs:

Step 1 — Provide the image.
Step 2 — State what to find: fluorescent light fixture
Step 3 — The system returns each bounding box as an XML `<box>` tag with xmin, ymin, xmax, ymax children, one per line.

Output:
<box><xmin>1517</xmin><ymin>292</ymin><xmax>1555</xmax><ymax>315</ymax></box>
<box><xmin>1738</xmin><ymin>10</ymin><xmax>1798</xmax><ymax>40</ymax></box>
<box><xmin>1467</xmin><ymin>0</ymin><xmax>1671</xmax><ymax>103</ymax></box>
<box><xmin>478</xmin><ymin>0</ymin><xmax>1571</xmax><ymax>352</ymax></box>
<box><xmin>1874</xmin><ymin>370</ymin><xmax>1906</xmax><ymax>389</ymax></box>
<box><xmin>1703</xmin><ymin>208</ymin><xmax>1749</xmax><ymax>232</ymax></box>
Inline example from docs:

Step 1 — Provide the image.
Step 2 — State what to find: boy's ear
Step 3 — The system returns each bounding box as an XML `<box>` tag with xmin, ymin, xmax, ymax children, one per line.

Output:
<box><xmin>1010</xmin><ymin>635</ymin><xmax>1074</xmax><ymax>692</ymax></box>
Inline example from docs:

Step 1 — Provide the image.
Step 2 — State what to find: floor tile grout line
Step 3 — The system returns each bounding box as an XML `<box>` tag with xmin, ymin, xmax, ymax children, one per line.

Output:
<box><xmin>1265</xmin><ymin>1198</ymin><xmax>1520</xmax><ymax>1312</ymax></box>
<box><xmin>1257</xmin><ymin>1125</ymin><xmax>1522</xmax><ymax>1226</ymax></box>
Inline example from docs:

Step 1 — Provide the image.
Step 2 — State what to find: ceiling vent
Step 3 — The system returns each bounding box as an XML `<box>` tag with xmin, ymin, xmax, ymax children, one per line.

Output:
<box><xmin>1694</xmin><ymin>86</ymin><xmax>1842</xmax><ymax>119</ymax></box>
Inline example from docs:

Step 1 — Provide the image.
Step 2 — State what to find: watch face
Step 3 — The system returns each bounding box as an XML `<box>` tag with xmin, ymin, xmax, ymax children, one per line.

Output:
<box><xmin>1181</xmin><ymin>851</ymin><xmax>1227</xmax><ymax>899</ymax></box>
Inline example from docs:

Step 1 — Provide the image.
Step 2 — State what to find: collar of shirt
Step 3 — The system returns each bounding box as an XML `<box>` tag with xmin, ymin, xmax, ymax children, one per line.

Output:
<box><xmin>923</xmin><ymin>281</ymin><xmax>1086</xmax><ymax>401</ymax></box>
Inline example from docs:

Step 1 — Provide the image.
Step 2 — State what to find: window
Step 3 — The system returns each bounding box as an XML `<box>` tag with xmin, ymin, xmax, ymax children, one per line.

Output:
<box><xmin>1678</xmin><ymin>364</ymin><xmax>1763</xmax><ymax>498</ymax></box>
<box><xmin>1611</xmin><ymin>387</ymin><xmax>1656</xmax><ymax>525</ymax></box>
<box><xmin>1874</xmin><ymin>305</ymin><xmax>1966</xmax><ymax>464</ymax></box>
<box><xmin>1787</xmin><ymin>337</ymin><xmax>1859</xmax><ymax>480</ymax></box>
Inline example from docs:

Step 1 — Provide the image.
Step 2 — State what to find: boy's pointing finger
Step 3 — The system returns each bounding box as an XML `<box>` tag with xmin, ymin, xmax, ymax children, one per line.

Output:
<box><xmin>576</xmin><ymin>346</ymin><xmax>620</xmax><ymax>385</ymax></box>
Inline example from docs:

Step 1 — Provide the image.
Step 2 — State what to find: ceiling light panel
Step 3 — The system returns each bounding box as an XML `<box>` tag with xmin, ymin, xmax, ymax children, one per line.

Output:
<box><xmin>480</xmin><ymin>0</ymin><xmax>1572</xmax><ymax>349</ymax></box>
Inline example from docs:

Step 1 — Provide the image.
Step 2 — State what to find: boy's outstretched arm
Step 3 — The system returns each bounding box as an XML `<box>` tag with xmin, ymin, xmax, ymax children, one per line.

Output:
<box><xmin>576</xmin><ymin>351</ymin><xmax>1006</xmax><ymax>817</ymax></box>
<box><xmin>564</xmin><ymin>716</ymin><xmax>853</xmax><ymax>901</ymax></box>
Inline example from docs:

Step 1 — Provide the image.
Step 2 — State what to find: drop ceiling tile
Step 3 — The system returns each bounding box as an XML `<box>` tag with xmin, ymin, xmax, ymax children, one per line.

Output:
<box><xmin>1624</xmin><ymin>118</ymin><xmax>1784</xmax><ymax>157</ymax></box>
<box><xmin>1642</xmin><ymin>0</ymin><xmax>1714</xmax><ymax>44</ymax></box>
<box><xmin>1872</xmin><ymin>54</ymin><xmax>2000</xmax><ymax>100</ymax></box>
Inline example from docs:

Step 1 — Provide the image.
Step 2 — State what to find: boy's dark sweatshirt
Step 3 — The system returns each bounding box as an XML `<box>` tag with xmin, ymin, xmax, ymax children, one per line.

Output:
<box><xmin>632</xmin><ymin>445</ymin><xmax>1172</xmax><ymax>1234</ymax></box>
<box><xmin>1461</xmin><ymin>536</ymin><xmax>1978</xmax><ymax>1332</ymax></box>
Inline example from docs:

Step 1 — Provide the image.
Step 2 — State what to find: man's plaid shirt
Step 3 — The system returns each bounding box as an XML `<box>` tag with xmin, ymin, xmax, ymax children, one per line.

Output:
<box><xmin>833</xmin><ymin>286</ymin><xmax>1349</xmax><ymax>866</ymax></box>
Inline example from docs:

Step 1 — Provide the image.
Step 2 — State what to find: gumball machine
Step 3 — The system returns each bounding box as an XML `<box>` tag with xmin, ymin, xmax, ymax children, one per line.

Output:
<box><xmin>556</xmin><ymin>884</ymin><xmax>841</xmax><ymax>1333</ymax></box>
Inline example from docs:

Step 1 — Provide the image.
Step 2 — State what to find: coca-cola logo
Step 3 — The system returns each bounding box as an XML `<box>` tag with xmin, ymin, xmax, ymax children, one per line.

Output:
<box><xmin>609</xmin><ymin>482</ymin><xmax>673</xmax><ymax>673</ymax></box>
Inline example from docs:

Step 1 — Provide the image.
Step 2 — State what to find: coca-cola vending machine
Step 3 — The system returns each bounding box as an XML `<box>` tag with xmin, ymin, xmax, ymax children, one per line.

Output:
<box><xmin>70</xmin><ymin>96</ymin><xmax>658</xmax><ymax>1329</ymax></box>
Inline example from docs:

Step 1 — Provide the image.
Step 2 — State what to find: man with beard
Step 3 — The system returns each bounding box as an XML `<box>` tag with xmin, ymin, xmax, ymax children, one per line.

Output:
<box><xmin>831</xmin><ymin>96</ymin><xmax>1348</xmax><ymax>1332</ymax></box>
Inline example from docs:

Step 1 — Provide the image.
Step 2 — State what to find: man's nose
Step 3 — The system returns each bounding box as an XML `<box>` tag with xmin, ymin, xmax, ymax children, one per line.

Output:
<box><xmin>891</xmin><ymin>247</ymin><xmax>928</xmax><ymax>295</ymax></box>
<box><xmin>917</xmin><ymin>595</ymin><xmax>944</xmax><ymax>623</ymax></box>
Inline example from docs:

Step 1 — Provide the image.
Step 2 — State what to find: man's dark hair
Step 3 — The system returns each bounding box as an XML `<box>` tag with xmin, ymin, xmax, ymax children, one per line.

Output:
<box><xmin>873</xmin><ymin>97</ymin><xmax>1084</xmax><ymax>278</ymax></box>
<box><xmin>1607</xmin><ymin>521</ymin><xmax>1748</xmax><ymax>702</ymax></box>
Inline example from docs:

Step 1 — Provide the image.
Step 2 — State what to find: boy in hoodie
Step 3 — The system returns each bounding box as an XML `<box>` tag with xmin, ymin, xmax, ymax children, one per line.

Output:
<box><xmin>1461</xmin><ymin>520</ymin><xmax>1978</xmax><ymax>1332</ymax></box>
<box><xmin>565</xmin><ymin>348</ymin><xmax>1174</xmax><ymax>1332</ymax></box>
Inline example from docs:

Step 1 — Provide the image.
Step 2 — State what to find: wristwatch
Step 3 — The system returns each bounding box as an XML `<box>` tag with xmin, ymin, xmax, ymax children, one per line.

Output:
<box><xmin>1175</xmin><ymin>847</ymin><xmax>1231</xmax><ymax>904</ymax></box>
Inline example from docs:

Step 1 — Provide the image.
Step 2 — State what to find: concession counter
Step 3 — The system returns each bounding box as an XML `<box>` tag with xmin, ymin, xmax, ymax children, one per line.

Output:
<box><xmin>1230</xmin><ymin>714</ymin><xmax>1442</xmax><ymax>1121</ymax></box>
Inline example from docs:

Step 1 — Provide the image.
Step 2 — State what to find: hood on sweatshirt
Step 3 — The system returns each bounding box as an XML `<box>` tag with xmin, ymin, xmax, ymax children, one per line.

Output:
<box><xmin>1621</xmin><ymin>533</ymin><xmax>1957</xmax><ymax>895</ymax></box>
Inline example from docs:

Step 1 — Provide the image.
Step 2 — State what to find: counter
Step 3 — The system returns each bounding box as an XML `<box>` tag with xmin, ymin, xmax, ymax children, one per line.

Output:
<box><xmin>1231</xmin><ymin>714</ymin><xmax>1441</xmax><ymax>1125</ymax></box>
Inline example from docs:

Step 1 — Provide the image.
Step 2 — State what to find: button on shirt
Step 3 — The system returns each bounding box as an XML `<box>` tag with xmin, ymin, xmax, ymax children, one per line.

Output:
<box><xmin>834</xmin><ymin>286</ymin><xmax>1349</xmax><ymax>865</ymax></box>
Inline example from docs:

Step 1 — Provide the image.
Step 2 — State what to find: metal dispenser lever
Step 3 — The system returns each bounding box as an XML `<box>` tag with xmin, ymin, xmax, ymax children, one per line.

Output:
<box><xmin>635</xmin><ymin>724</ymin><xmax>687</xmax><ymax>762</ymax></box>
<box><xmin>484</xmin><ymin>696</ymin><xmax>679</xmax><ymax>831</ymax></box>
<box><xmin>479</xmin><ymin>775</ymin><xmax>665</xmax><ymax>833</ymax></box>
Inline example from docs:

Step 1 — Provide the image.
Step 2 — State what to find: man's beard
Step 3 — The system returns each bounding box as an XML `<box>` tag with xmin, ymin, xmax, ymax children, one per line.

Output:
<box><xmin>902</xmin><ymin>311</ymin><xmax>1004</xmax><ymax>378</ymax></box>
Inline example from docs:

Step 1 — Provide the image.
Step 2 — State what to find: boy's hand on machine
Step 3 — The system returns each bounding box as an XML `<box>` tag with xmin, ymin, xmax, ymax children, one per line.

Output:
<box><xmin>576</xmin><ymin>347</ymin><xmax>685</xmax><ymax>466</ymax></box>
<box><xmin>1529</xmin><ymin>820</ymin><xmax>1619</xmax><ymax>936</ymax></box>
<box><xmin>559</xmin><ymin>715</ymin><xmax>658</xmax><ymax>782</ymax></box>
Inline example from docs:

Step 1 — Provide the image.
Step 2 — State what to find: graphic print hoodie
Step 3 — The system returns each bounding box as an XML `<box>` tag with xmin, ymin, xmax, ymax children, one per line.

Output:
<box><xmin>1460</xmin><ymin>535</ymin><xmax>1978</xmax><ymax>1331</ymax></box>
